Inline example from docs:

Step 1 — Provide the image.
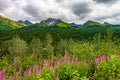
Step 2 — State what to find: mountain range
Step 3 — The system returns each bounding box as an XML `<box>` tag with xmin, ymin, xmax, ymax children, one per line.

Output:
<box><xmin>0</xmin><ymin>15</ymin><xmax>120</xmax><ymax>30</ymax></box>
<box><xmin>0</xmin><ymin>15</ymin><xmax>120</xmax><ymax>43</ymax></box>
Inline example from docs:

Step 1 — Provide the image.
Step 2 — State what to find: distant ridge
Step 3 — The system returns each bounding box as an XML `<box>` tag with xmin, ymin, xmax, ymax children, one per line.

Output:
<box><xmin>24</xmin><ymin>20</ymin><xmax>33</xmax><ymax>26</ymax></box>
<box><xmin>0</xmin><ymin>16</ymin><xmax>120</xmax><ymax>30</ymax></box>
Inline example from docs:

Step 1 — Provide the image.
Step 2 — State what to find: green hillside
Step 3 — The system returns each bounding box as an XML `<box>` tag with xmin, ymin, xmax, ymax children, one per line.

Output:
<box><xmin>24</xmin><ymin>22</ymin><xmax>49</xmax><ymax>29</ymax></box>
<box><xmin>84</xmin><ymin>21</ymin><xmax>106</xmax><ymax>26</ymax></box>
<box><xmin>0</xmin><ymin>15</ymin><xmax>26</xmax><ymax>30</ymax></box>
<box><xmin>17</xmin><ymin>20</ymin><xmax>27</xmax><ymax>27</ymax></box>
<box><xmin>56</xmin><ymin>21</ymin><xmax>72</xmax><ymax>28</ymax></box>
<box><xmin>38</xmin><ymin>21</ymin><xmax>49</xmax><ymax>28</ymax></box>
<box><xmin>82</xmin><ymin>21</ymin><xmax>106</xmax><ymax>29</ymax></box>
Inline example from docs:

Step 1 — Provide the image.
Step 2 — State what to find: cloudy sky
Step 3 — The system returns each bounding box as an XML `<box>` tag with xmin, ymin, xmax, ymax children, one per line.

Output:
<box><xmin>0</xmin><ymin>0</ymin><xmax>120</xmax><ymax>24</ymax></box>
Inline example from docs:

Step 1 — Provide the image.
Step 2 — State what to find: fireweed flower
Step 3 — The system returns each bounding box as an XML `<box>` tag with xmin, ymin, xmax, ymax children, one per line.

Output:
<box><xmin>8</xmin><ymin>74</ymin><xmax>14</xmax><ymax>80</ymax></box>
<box><xmin>43</xmin><ymin>60</ymin><xmax>51</xmax><ymax>68</ymax></box>
<box><xmin>63</xmin><ymin>54</ymin><xmax>67</xmax><ymax>60</ymax></box>
<box><xmin>66</xmin><ymin>57</ymin><xmax>70</xmax><ymax>63</ymax></box>
<box><xmin>34</xmin><ymin>65</ymin><xmax>38</xmax><ymax>71</ymax></box>
<box><xmin>1</xmin><ymin>68</ymin><xmax>5</xmax><ymax>75</ymax></box>
<box><xmin>95</xmin><ymin>57</ymin><xmax>101</xmax><ymax>64</ymax></box>
<box><xmin>14</xmin><ymin>59</ymin><xmax>17</xmax><ymax>66</ymax></box>
<box><xmin>63</xmin><ymin>54</ymin><xmax>69</xmax><ymax>62</ymax></box>
<box><xmin>101</xmin><ymin>54</ymin><xmax>106</xmax><ymax>61</ymax></box>
<box><xmin>27</xmin><ymin>68</ymin><xmax>31</xmax><ymax>76</ymax></box>
<box><xmin>24</xmin><ymin>66</ymin><xmax>32</xmax><ymax>76</ymax></box>
<box><xmin>33</xmin><ymin>65</ymin><xmax>39</xmax><ymax>75</ymax></box>
<box><xmin>43</xmin><ymin>59</ymin><xmax>47</xmax><ymax>66</ymax></box>
<box><xmin>46</xmin><ymin>61</ymin><xmax>51</xmax><ymax>67</ymax></box>
<box><xmin>8</xmin><ymin>66</ymin><xmax>11</xmax><ymax>72</ymax></box>
<box><xmin>0</xmin><ymin>68</ymin><xmax>5</xmax><ymax>80</ymax></box>
<box><xmin>74</xmin><ymin>57</ymin><xmax>78</xmax><ymax>61</ymax></box>
<box><xmin>16</xmin><ymin>71</ymin><xmax>20</xmax><ymax>78</ymax></box>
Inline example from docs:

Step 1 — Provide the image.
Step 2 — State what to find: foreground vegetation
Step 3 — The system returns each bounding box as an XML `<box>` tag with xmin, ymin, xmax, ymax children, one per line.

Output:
<box><xmin>0</xmin><ymin>28</ymin><xmax>120</xmax><ymax>80</ymax></box>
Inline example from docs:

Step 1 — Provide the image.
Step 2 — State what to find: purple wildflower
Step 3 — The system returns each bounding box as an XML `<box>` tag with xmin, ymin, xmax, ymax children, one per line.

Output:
<box><xmin>1</xmin><ymin>68</ymin><xmax>5</xmax><ymax>75</ymax></box>
<box><xmin>63</xmin><ymin>54</ymin><xmax>67</xmax><ymax>59</ymax></box>
<box><xmin>8</xmin><ymin>74</ymin><xmax>14</xmax><ymax>80</ymax></box>
<box><xmin>101</xmin><ymin>54</ymin><xmax>106</xmax><ymax>61</ymax></box>
<box><xmin>8</xmin><ymin>66</ymin><xmax>11</xmax><ymax>72</ymax></box>
<box><xmin>33</xmin><ymin>65</ymin><xmax>39</xmax><ymax>75</ymax></box>
<box><xmin>95</xmin><ymin>57</ymin><xmax>101</xmax><ymax>64</ymax></box>
<box><xmin>14</xmin><ymin>59</ymin><xmax>17</xmax><ymax>66</ymax></box>
<box><xmin>27</xmin><ymin>67</ymin><xmax>32</xmax><ymax>76</ymax></box>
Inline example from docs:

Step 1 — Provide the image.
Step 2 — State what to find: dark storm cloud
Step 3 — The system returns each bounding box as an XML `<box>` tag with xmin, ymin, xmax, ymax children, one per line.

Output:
<box><xmin>71</xmin><ymin>3</ymin><xmax>92</xmax><ymax>19</ymax></box>
<box><xmin>23</xmin><ymin>3</ymin><xmax>60</xmax><ymax>21</ymax></box>
<box><xmin>93</xmin><ymin>0</ymin><xmax>118</xmax><ymax>4</ymax></box>
<box><xmin>23</xmin><ymin>4</ymin><xmax>41</xmax><ymax>20</ymax></box>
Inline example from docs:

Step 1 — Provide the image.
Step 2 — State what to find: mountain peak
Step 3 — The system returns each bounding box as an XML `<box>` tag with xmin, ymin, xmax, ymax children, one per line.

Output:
<box><xmin>84</xmin><ymin>20</ymin><xmax>105</xmax><ymax>26</ymax></box>
<box><xmin>104</xmin><ymin>22</ymin><xmax>112</xmax><ymax>25</ymax></box>
<box><xmin>24</xmin><ymin>20</ymin><xmax>33</xmax><ymax>26</ymax></box>
<box><xmin>42</xmin><ymin>18</ymin><xmax>61</xmax><ymax>26</ymax></box>
<box><xmin>83</xmin><ymin>20</ymin><xmax>106</xmax><ymax>28</ymax></box>
<box><xmin>70</xmin><ymin>23</ymin><xmax>82</xmax><ymax>27</ymax></box>
<box><xmin>83</xmin><ymin>20</ymin><xmax>99</xmax><ymax>25</ymax></box>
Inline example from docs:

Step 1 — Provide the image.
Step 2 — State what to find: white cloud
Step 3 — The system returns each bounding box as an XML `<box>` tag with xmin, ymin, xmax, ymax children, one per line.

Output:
<box><xmin>0</xmin><ymin>0</ymin><xmax>120</xmax><ymax>24</ymax></box>
<box><xmin>0</xmin><ymin>0</ymin><xmax>11</xmax><ymax>11</ymax></box>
